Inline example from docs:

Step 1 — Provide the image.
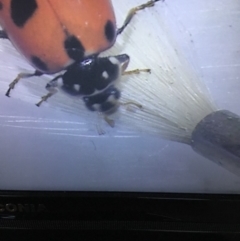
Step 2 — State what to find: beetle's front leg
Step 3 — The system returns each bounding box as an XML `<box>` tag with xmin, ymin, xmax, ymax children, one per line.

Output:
<box><xmin>36</xmin><ymin>74</ymin><xmax>63</xmax><ymax>107</ymax></box>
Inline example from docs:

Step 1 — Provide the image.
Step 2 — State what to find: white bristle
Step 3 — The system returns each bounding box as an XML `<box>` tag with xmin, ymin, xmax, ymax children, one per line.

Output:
<box><xmin>103</xmin><ymin>0</ymin><xmax>216</xmax><ymax>143</ymax></box>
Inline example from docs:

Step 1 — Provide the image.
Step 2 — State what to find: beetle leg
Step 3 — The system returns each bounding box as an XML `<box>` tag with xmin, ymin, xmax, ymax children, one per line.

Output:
<box><xmin>120</xmin><ymin>68</ymin><xmax>151</xmax><ymax>111</ymax></box>
<box><xmin>45</xmin><ymin>74</ymin><xmax>63</xmax><ymax>89</ymax></box>
<box><xmin>95</xmin><ymin>112</ymin><xmax>107</xmax><ymax>135</ymax></box>
<box><xmin>0</xmin><ymin>30</ymin><xmax>8</xmax><ymax>39</ymax></box>
<box><xmin>122</xmin><ymin>68</ymin><xmax>151</xmax><ymax>76</ymax></box>
<box><xmin>96</xmin><ymin>112</ymin><xmax>115</xmax><ymax>134</ymax></box>
<box><xmin>6</xmin><ymin>70</ymin><xmax>43</xmax><ymax>97</ymax></box>
<box><xmin>36</xmin><ymin>74</ymin><xmax>62</xmax><ymax>107</ymax></box>
<box><xmin>103</xmin><ymin>115</ymin><xmax>115</xmax><ymax>128</ymax></box>
<box><xmin>35</xmin><ymin>92</ymin><xmax>56</xmax><ymax>107</ymax></box>
<box><xmin>96</xmin><ymin>124</ymin><xmax>106</xmax><ymax>135</ymax></box>
<box><xmin>120</xmin><ymin>101</ymin><xmax>143</xmax><ymax>109</ymax></box>
<box><xmin>117</xmin><ymin>0</ymin><xmax>162</xmax><ymax>35</ymax></box>
<box><xmin>97</xmin><ymin>101</ymin><xmax>142</xmax><ymax>132</ymax></box>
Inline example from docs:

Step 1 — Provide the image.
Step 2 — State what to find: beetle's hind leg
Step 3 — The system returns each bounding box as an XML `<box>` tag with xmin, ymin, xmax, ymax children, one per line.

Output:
<box><xmin>120</xmin><ymin>68</ymin><xmax>151</xmax><ymax>109</ymax></box>
<box><xmin>6</xmin><ymin>70</ymin><xmax>43</xmax><ymax>97</ymax></box>
<box><xmin>96</xmin><ymin>112</ymin><xmax>115</xmax><ymax>135</ymax></box>
<box><xmin>36</xmin><ymin>74</ymin><xmax>63</xmax><ymax>107</ymax></box>
<box><xmin>117</xmin><ymin>0</ymin><xmax>162</xmax><ymax>35</ymax></box>
<box><xmin>98</xmin><ymin>102</ymin><xmax>142</xmax><ymax>133</ymax></box>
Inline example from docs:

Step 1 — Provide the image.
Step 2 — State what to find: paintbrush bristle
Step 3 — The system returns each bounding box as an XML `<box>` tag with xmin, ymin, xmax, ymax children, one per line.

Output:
<box><xmin>105</xmin><ymin>0</ymin><xmax>216</xmax><ymax>143</ymax></box>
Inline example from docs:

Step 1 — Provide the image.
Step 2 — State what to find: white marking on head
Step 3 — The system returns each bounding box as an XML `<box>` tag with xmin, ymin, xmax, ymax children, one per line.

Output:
<box><xmin>102</xmin><ymin>71</ymin><xmax>109</xmax><ymax>79</ymax></box>
<box><xmin>73</xmin><ymin>84</ymin><xmax>80</xmax><ymax>92</ymax></box>
<box><xmin>109</xmin><ymin>57</ymin><xmax>119</xmax><ymax>65</ymax></box>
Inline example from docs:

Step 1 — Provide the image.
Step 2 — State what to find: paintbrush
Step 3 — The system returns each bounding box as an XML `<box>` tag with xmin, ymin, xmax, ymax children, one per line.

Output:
<box><xmin>0</xmin><ymin>0</ymin><xmax>239</xmax><ymax>177</ymax></box>
<box><xmin>104</xmin><ymin>0</ymin><xmax>240</xmax><ymax>176</ymax></box>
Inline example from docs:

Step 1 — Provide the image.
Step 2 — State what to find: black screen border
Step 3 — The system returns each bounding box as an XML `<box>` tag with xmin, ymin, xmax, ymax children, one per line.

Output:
<box><xmin>0</xmin><ymin>191</ymin><xmax>240</xmax><ymax>233</ymax></box>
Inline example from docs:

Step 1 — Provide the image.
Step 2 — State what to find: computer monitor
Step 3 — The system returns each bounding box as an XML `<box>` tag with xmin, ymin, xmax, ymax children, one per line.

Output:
<box><xmin>0</xmin><ymin>0</ymin><xmax>239</xmax><ymax>234</ymax></box>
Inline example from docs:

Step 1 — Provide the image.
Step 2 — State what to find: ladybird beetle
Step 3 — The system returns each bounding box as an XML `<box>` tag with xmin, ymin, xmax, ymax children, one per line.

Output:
<box><xmin>0</xmin><ymin>0</ymin><xmax>161</xmax><ymax>123</ymax></box>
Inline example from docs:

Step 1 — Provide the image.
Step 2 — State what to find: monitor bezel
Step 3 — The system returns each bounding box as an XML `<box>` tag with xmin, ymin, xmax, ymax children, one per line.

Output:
<box><xmin>0</xmin><ymin>191</ymin><xmax>240</xmax><ymax>233</ymax></box>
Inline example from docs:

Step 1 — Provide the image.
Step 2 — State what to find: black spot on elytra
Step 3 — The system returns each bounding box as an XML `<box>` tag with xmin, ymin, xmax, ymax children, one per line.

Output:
<box><xmin>0</xmin><ymin>2</ymin><xmax>3</xmax><ymax>10</ymax></box>
<box><xmin>105</xmin><ymin>20</ymin><xmax>115</xmax><ymax>43</ymax></box>
<box><xmin>10</xmin><ymin>0</ymin><xmax>37</xmax><ymax>27</ymax></box>
<box><xmin>64</xmin><ymin>35</ymin><xmax>85</xmax><ymax>61</ymax></box>
<box><xmin>31</xmin><ymin>56</ymin><xmax>48</xmax><ymax>71</ymax></box>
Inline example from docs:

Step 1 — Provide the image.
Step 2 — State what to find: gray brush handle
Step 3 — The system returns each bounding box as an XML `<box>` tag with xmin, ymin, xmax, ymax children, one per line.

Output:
<box><xmin>191</xmin><ymin>110</ymin><xmax>240</xmax><ymax>176</ymax></box>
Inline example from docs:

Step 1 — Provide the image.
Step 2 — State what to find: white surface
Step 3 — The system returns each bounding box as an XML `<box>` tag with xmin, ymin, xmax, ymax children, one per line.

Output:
<box><xmin>0</xmin><ymin>0</ymin><xmax>240</xmax><ymax>192</ymax></box>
